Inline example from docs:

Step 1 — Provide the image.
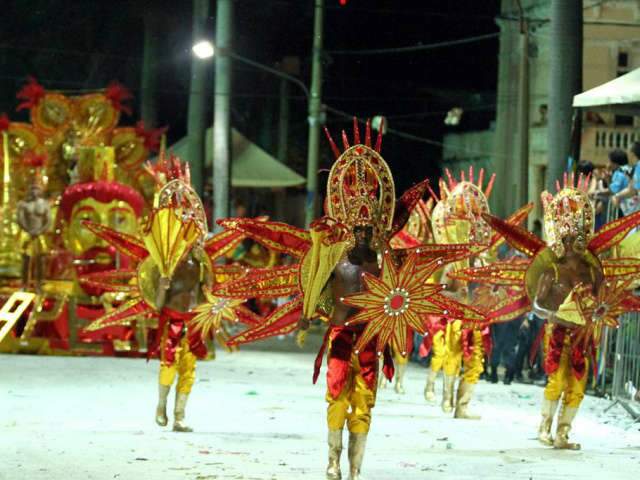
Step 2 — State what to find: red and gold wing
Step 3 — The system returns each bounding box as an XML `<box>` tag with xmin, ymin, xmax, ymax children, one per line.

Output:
<box><xmin>217</xmin><ymin>218</ymin><xmax>311</xmax><ymax>258</ymax></box>
<box><xmin>450</xmin><ymin>260</ymin><xmax>529</xmax><ymax>286</ymax></box>
<box><xmin>83</xmin><ymin>221</ymin><xmax>149</xmax><ymax>261</ymax></box>
<box><xmin>79</xmin><ymin>270</ymin><xmax>138</xmax><ymax>294</ymax></box>
<box><xmin>391</xmin><ymin>179</ymin><xmax>430</xmax><ymax>235</ymax></box>
<box><xmin>83</xmin><ymin>298</ymin><xmax>153</xmax><ymax>331</ymax></box>
<box><xmin>214</xmin><ymin>264</ymin><xmax>300</xmax><ymax>299</ymax></box>
<box><xmin>491</xmin><ymin>203</ymin><xmax>534</xmax><ymax>247</ymax></box>
<box><xmin>227</xmin><ymin>296</ymin><xmax>303</xmax><ymax>346</ymax></box>
<box><xmin>407</xmin><ymin>243</ymin><xmax>488</xmax><ymax>266</ymax></box>
<box><xmin>204</xmin><ymin>228</ymin><xmax>246</xmax><ymax>260</ymax></box>
<box><xmin>602</xmin><ymin>258</ymin><xmax>640</xmax><ymax>282</ymax></box>
<box><xmin>482</xmin><ymin>213</ymin><xmax>544</xmax><ymax>258</ymax></box>
<box><xmin>588</xmin><ymin>209</ymin><xmax>640</xmax><ymax>255</ymax></box>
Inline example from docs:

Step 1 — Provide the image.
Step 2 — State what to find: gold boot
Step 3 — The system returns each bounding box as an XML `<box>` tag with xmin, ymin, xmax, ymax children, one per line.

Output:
<box><xmin>394</xmin><ymin>361</ymin><xmax>406</xmax><ymax>394</ymax></box>
<box><xmin>155</xmin><ymin>384</ymin><xmax>170</xmax><ymax>427</ymax></box>
<box><xmin>537</xmin><ymin>398</ymin><xmax>558</xmax><ymax>446</ymax></box>
<box><xmin>453</xmin><ymin>381</ymin><xmax>481</xmax><ymax>420</ymax></box>
<box><xmin>348</xmin><ymin>432</ymin><xmax>367</xmax><ymax>480</ymax></box>
<box><xmin>173</xmin><ymin>392</ymin><xmax>193</xmax><ymax>432</ymax></box>
<box><xmin>326</xmin><ymin>430</ymin><xmax>342</xmax><ymax>480</ymax></box>
<box><xmin>442</xmin><ymin>374</ymin><xmax>455</xmax><ymax>413</ymax></box>
<box><xmin>554</xmin><ymin>405</ymin><xmax>580</xmax><ymax>450</ymax></box>
<box><xmin>424</xmin><ymin>368</ymin><xmax>437</xmax><ymax>403</ymax></box>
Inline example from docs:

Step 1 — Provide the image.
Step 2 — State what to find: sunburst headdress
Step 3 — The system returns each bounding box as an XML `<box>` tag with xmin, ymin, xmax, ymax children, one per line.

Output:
<box><xmin>541</xmin><ymin>172</ymin><xmax>594</xmax><ymax>258</ymax></box>
<box><xmin>323</xmin><ymin>118</ymin><xmax>395</xmax><ymax>247</ymax></box>
<box><xmin>431</xmin><ymin>167</ymin><xmax>496</xmax><ymax>246</ymax></box>
<box><xmin>144</xmin><ymin>150</ymin><xmax>207</xmax><ymax>233</ymax></box>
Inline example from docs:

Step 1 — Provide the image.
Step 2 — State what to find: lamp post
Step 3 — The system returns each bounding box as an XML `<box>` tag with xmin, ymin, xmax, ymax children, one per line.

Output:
<box><xmin>212</xmin><ymin>0</ymin><xmax>233</xmax><ymax>232</ymax></box>
<box><xmin>187</xmin><ymin>0</ymin><xmax>210</xmax><ymax>196</ymax></box>
<box><xmin>304</xmin><ymin>0</ymin><xmax>325</xmax><ymax>228</ymax></box>
<box><xmin>192</xmin><ymin>43</ymin><xmax>311</xmax><ymax>230</ymax></box>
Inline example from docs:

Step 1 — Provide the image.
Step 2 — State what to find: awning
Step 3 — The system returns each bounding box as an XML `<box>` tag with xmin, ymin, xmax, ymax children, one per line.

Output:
<box><xmin>573</xmin><ymin>68</ymin><xmax>640</xmax><ymax>115</ymax></box>
<box><xmin>166</xmin><ymin>128</ymin><xmax>305</xmax><ymax>188</ymax></box>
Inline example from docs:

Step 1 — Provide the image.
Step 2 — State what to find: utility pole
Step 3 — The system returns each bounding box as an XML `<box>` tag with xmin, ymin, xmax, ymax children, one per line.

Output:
<box><xmin>275</xmin><ymin>77</ymin><xmax>290</xmax><ymax>221</ymax></box>
<box><xmin>213</xmin><ymin>0</ymin><xmax>233</xmax><ymax>230</ymax></box>
<box><xmin>547</xmin><ymin>0</ymin><xmax>582</xmax><ymax>191</ymax></box>
<box><xmin>187</xmin><ymin>0</ymin><xmax>209</xmax><ymax>196</ymax></box>
<box><xmin>140</xmin><ymin>13</ymin><xmax>158</xmax><ymax>127</ymax></box>
<box><xmin>304</xmin><ymin>0</ymin><xmax>324</xmax><ymax>228</ymax></box>
<box><xmin>277</xmin><ymin>79</ymin><xmax>290</xmax><ymax>167</ymax></box>
<box><xmin>516</xmin><ymin>0</ymin><xmax>529</xmax><ymax>208</ymax></box>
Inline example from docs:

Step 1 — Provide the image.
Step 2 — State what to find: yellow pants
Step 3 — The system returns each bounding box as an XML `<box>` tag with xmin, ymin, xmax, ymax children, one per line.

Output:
<box><xmin>327</xmin><ymin>354</ymin><xmax>376</xmax><ymax>434</ymax></box>
<box><xmin>158</xmin><ymin>337</ymin><xmax>197</xmax><ymax>394</ymax></box>
<box><xmin>462</xmin><ymin>329</ymin><xmax>484</xmax><ymax>385</ymax></box>
<box><xmin>443</xmin><ymin>320</ymin><xmax>463</xmax><ymax>377</ymax></box>
<box><xmin>430</xmin><ymin>329</ymin><xmax>446</xmax><ymax>372</ymax></box>
<box><xmin>544</xmin><ymin>335</ymin><xmax>588</xmax><ymax>408</ymax></box>
<box><xmin>440</xmin><ymin>321</ymin><xmax>484</xmax><ymax>383</ymax></box>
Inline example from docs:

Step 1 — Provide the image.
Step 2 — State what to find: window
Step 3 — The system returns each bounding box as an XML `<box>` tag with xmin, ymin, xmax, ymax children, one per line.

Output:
<box><xmin>618</xmin><ymin>51</ymin><xmax>629</xmax><ymax>68</ymax></box>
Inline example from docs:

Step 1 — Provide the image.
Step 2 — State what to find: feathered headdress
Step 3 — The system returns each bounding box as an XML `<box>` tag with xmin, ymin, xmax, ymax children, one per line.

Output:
<box><xmin>431</xmin><ymin>167</ymin><xmax>495</xmax><ymax>245</ymax></box>
<box><xmin>145</xmin><ymin>149</ymin><xmax>206</xmax><ymax>233</ymax></box>
<box><xmin>323</xmin><ymin>118</ymin><xmax>395</xmax><ymax>245</ymax></box>
<box><xmin>542</xmin><ymin>172</ymin><xmax>594</xmax><ymax>258</ymax></box>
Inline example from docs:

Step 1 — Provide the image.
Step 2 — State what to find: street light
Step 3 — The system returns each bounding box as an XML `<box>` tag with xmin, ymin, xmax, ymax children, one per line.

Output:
<box><xmin>192</xmin><ymin>40</ymin><xmax>214</xmax><ymax>59</ymax></box>
<box><xmin>190</xmin><ymin>34</ymin><xmax>312</xmax><ymax>231</ymax></box>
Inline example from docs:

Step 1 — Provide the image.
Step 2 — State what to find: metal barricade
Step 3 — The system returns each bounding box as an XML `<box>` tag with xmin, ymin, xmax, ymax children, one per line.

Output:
<box><xmin>608</xmin><ymin>312</ymin><xmax>640</xmax><ymax>420</ymax></box>
<box><xmin>602</xmin><ymin>195</ymin><xmax>640</xmax><ymax>420</ymax></box>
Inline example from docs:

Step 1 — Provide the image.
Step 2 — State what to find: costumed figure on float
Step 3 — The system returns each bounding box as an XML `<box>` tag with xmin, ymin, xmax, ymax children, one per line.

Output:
<box><xmin>453</xmin><ymin>173</ymin><xmax>640</xmax><ymax>449</ymax></box>
<box><xmin>81</xmin><ymin>153</ymin><xmax>260</xmax><ymax>432</ymax></box>
<box><xmin>16</xmin><ymin>150</ymin><xmax>51</xmax><ymax>294</ymax></box>
<box><xmin>214</xmin><ymin>119</ymin><xmax>484</xmax><ymax>479</ymax></box>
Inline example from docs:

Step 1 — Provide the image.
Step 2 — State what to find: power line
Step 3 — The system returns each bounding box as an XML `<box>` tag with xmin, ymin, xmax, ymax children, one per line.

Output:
<box><xmin>326</xmin><ymin>32</ymin><xmax>499</xmax><ymax>55</ymax></box>
<box><xmin>324</xmin><ymin>105</ymin><xmax>501</xmax><ymax>159</ymax></box>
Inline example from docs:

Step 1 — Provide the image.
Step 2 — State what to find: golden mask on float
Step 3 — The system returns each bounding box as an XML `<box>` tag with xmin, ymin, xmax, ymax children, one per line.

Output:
<box><xmin>59</xmin><ymin>147</ymin><xmax>143</xmax><ymax>297</ymax></box>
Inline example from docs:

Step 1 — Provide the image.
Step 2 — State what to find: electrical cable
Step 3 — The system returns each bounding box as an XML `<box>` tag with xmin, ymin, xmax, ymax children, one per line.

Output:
<box><xmin>326</xmin><ymin>32</ymin><xmax>499</xmax><ymax>55</ymax></box>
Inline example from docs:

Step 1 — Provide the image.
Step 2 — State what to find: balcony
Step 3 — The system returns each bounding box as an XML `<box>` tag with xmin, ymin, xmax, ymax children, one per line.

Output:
<box><xmin>581</xmin><ymin>125</ymin><xmax>638</xmax><ymax>166</ymax></box>
<box><xmin>529</xmin><ymin>124</ymin><xmax>637</xmax><ymax>167</ymax></box>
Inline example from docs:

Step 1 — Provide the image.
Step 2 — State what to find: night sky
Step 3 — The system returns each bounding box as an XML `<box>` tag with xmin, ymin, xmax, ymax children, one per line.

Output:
<box><xmin>0</xmin><ymin>0</ymin><xmax>500</xmax><ymax>195</ymax></box>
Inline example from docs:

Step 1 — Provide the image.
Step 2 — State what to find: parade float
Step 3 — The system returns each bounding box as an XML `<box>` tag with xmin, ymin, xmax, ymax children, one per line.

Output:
<box><xmin>0</xmin><ymin>78</ymin><xmax>165</xmax><ymax>355</ymax></box>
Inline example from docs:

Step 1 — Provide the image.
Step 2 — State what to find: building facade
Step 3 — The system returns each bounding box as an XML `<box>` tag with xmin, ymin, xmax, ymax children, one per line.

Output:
<box><xmin>445</xmin><ymin>0</ymin><xmax>640</xmax><ymax>221</ymax></box>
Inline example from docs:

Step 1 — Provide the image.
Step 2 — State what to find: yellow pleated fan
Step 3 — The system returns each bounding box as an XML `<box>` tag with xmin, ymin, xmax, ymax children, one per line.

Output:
<box><xmin>142</xmin><ymin>207</ymin><xmax>202</xmax><ymax>279</ymax></box>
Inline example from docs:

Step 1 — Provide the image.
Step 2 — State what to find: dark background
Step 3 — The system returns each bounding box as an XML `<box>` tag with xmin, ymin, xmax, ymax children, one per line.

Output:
<box><xmin>0</xmin><ymin>0</ymin><xmax>500</xmax><ymax>195</ymax></box>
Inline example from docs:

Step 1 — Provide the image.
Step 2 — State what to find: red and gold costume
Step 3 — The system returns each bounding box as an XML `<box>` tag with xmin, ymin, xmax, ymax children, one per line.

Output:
<box><xmin>424</xmin><ymin>170</ymin><xmax>500</xmax><ymax>419</ymax></box>
<box><xmin>455</xmin><ymin>173</ymin><xmax>640</xmax><ymax>449</ymax></box>
<box><xmin>82</xmin><ymin>154</ymin><xmax>260</xmax><ymax>431</ymax></box>
<box><xmin>215</xmin><ymin>119</ymin><xmax>483</xmax><ymax>479</ymax></box>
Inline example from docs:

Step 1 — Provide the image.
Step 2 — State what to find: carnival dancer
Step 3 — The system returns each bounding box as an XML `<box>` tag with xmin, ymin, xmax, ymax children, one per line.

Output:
<box><xmin>82</xmin><ymin>154</ymin><xmax>259</xmax><ymax>432</ymax></box>
<box><xmin>531</xmin><ymin>186</ymin><xmax>603</xmax><ymax>449</ymax></box>
<box><xmin>298</xmin><ymin>125</ymin><xmax>398</xmax><ymax>480</ymax></box>
<box><xmin>216</xmin><ymin>120</ymin><xmax>484</xmax><ymax>479</ymax></box>
<box><xmin>153</xmin><ymin>243</ymin><xmax>209</xmax><ymax>432</ymax></box>
<box><xmin>424</xmin><ymin>171</ymin><xmax>496</xmax><ymax>419</ymax></box>
<box><xmin>454</xmin><ymin>173</ymin><xmax>640</xmax><ymax>449</ymax></box>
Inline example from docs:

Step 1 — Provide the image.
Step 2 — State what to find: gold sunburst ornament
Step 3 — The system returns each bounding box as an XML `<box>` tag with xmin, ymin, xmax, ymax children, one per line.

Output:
<box><xmin>190</xmin><ymin>288</ymin><xmax>248</xmax><ymax>340</ymax></box>
<box><xmin>342</xmin><ymin>251</ymin><xmax>484</xmax><ymax>356</ymax></box>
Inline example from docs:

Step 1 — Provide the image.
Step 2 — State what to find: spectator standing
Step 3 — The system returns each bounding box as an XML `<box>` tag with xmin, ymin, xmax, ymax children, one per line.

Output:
<box><xmin>489</xmin><ymin>316</ymin><xmax>523</xmax><ymax>384</ymax></box>
<box><xmin>611</xmin><ymin>141</ymin><xmax>640</xmax><ymax>216</ymax></box>
<box><xmin>596</xmin><ymin>149</ymin><xmax>633</xmax><ymax>218</ymax></box>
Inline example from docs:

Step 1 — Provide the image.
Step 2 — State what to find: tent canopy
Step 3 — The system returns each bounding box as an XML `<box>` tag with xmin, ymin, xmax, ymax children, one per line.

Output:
<box><xmin>573</xmin><ymin>68</ymin><xmax>640</xmax><ymax>115</ymax></box>
<box><xmin>168</xmin><ymin>128</ymin><xmax>305</xmax><ymax>188</ymax></box>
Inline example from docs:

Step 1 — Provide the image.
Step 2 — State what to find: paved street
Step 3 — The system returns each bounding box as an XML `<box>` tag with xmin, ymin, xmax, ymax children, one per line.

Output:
<box><xmin>2</xmin><ymin>350</ymin><xmax>640</xmax><ymax>479</ymax></box>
